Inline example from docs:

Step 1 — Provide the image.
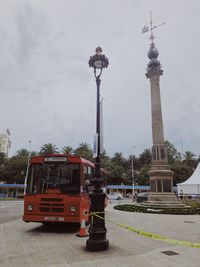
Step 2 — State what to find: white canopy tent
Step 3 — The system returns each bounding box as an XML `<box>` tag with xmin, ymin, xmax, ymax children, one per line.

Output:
<box><xmin>177</xmin><ymin>163</ymin><xmax>200</xmax><ymax>195</ymax></box>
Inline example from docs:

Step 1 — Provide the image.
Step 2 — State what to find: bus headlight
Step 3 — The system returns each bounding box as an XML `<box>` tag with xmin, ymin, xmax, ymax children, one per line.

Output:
<box><xmin>70</xmin><ymin>206</ymin><xmax>76</xmax><ymax>212</ymax></box>
<box><xmin>28</xmin><ymin>204</ymin><xmax>33</xmax><ymax>212</ymax></box>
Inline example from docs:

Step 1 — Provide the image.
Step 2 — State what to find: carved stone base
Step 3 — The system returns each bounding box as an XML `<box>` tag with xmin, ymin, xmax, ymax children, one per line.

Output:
<box><xmin>148</xmin><ymin>168</ymin><xmax>174</xmax><ymax>195</ymax></box>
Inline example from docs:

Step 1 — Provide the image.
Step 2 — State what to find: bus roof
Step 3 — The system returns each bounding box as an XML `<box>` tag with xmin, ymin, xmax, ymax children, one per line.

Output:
<box><xmin>30</xmin><ymin>154</ymin><xmax>108</xmax><ymax>173</ymax></box>
<box><xmin>30</xmin><ymin>154</ymin><xmax>95</xmax><ymax>167</ymax></box>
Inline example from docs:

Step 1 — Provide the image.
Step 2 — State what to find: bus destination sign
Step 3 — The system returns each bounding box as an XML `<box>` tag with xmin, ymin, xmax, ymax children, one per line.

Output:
<box><xmin>44</xmin><ymin>157</ymin><xmax>67</xmax><ymax>162</ymax></box>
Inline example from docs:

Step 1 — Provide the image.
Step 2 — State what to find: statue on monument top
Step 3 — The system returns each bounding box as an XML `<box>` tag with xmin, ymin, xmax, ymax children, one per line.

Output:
<box><xmin>142</xmin><ymin>11</ymin><xmax>165</xmax><ymax>46</ymax></box>
<box><xmin>142</xmin><ymin>11</ymin><xmax>165</xmax><ymax>77</ymax></box>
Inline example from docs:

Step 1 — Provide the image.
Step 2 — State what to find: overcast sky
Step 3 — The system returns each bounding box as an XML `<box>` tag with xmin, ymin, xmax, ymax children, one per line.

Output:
<box><xmin>0</xmin><ymin>0</ymin><xmax>200</xmax><ymax>157</ymax></box>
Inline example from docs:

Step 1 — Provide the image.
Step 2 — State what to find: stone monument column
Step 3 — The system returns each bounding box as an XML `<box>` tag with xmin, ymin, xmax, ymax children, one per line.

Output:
<box><xmin>146</xmin><ymin>42</ymin><xmax>176</xmax><ymax>201</ymax></box>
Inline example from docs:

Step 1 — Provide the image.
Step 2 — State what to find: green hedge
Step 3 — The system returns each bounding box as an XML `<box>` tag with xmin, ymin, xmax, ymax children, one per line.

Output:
<box><xmin>114</xmin><ymin>204</ymin><xmax>200</xmax><ymax>215</ymax></box>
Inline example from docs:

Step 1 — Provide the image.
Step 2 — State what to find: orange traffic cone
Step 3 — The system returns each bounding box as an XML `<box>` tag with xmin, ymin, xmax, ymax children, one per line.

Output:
<box><xmin>76</xmin><ymin>218</ymin><xmax>89</xmax><ymax>237</ymax></box>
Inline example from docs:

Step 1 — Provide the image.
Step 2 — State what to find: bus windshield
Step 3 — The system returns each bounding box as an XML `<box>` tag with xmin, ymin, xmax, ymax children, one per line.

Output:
<box><xmin>26</xmin><ymin>163</ymin><xmax>80</xmax><ymax>194</ymax></box>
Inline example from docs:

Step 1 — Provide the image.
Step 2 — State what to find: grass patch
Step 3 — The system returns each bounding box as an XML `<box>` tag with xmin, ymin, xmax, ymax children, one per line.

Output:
<box><xmin>0</xmin><ymin>198</ymin><xmax>18</xmax><ymax>201</ymax></box>
<box><xmin>114</xmin><ymin>204</ymin><xmax>200</xmax><ymax>215</ymax></box>
<box><xmin>0</xmin><ymin>197</ymin><xmax>24</xmax><ymax>201</ymax></box>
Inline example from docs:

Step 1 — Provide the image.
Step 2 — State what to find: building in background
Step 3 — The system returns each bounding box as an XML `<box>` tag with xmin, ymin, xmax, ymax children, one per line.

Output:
<box><xmin>0</xmin><ymin>129</ymin><xmax>11</xmax><ymax>157</ymax></box>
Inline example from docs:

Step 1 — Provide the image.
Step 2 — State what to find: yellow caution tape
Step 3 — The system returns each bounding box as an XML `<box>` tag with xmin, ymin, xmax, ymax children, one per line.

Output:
<box><xmin>90</xmin><ymin>212</ymin><xmax>200</xmax><ymax>248</ymax></box>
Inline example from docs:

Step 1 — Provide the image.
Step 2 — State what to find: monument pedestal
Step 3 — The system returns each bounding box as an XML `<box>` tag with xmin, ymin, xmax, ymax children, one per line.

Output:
<box><xmin>148</xmin><ymin>168</ymin><xmax>176</xmax><ymax>199</ymax></box>
<box><xmin>146</xmin><ymin>165</ymin><xmax>182</xmax><ymax>207</ymax></box>
<box><xmin>145</xmin><ymin>20</ymin><xmax>182</xmax><ymax>206</ymax></box>
<box><xmin>147</xmin><ymin>163</ymin><xmax>181</xmax><ymax>206</ymax></box>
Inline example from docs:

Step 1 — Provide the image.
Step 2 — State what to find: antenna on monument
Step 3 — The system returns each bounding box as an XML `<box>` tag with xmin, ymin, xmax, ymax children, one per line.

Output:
<box><xmin>142</xmin><ymin>11</ymin><xmax>165</xmax><ymax>44</ymax></box>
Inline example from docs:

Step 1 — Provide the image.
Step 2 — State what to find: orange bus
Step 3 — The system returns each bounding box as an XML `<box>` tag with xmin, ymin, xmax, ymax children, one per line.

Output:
<box><xmin>23</xmin><ymin>154</ymin><xmax>107</xmax><ymax>224</ymax></box>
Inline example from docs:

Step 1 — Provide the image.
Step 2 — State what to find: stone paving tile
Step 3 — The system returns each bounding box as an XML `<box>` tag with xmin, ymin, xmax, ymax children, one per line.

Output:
<box><xmin>76</xmin><ymin>257</ymin><xmax>133</xmax><ymax>267</ymax></box>
<box><xmin>66</xmin><ymin>261</ymin><xmax>93</xmax><ymax>267</ymax></box>
<box><xmin>107</xmin><ymin>205</ymin><xmax>200</xmax><ymax>243</ymax></box>
<box><xmin>1</xmin><ymin>204</ymin><xmax>200</xmax><ymax>267</ymax></box>
<box><xmin>4</xmin><ymin>255</ymin><xmax>30</xmax><ymax>267</ymax></box>
<box><xmin>0</xmin><ymin>258</ymin><xmax>6</xmax><ymax>267</ymax></box>
<box><xmin>127</xmin><ymin>246</ymin><xmax>200</xmax><ymax>267</ymax></box>
<box><xmin>0</xmin><ymin>225</ymin><xmax>6</xmax><ymax>257</ymax></box>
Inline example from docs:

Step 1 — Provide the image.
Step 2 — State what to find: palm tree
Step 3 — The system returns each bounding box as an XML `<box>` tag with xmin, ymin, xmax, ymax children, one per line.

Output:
<box><xmin>61</xmin><ymin>146</ymin><xmax>73</xmax><ymax>155</ymax></box>
<box><xmin>15</xmin><ymin>149</ymin><xmax>29</xmax><ymax>158</ymax></box>
<box><xmin>40</xmin><ymin>143</ymin><xmax>59</xmax><ymax>155</ymax></box>
<box><xmin>0</xmin><ymin>152</ymin><xmax>6</xmax><ymax>166</ymax></box>
<box><xmin>183</xmin><ymin>151</ymin><xmax>196</xmax><ymax>160</ymax></box>
<box><xmin>74</xmin><ymin>142</ymin><xmax>93</xmax><ymax>161</ymax></box>
<box><xmin>111</xmin><ymin>152</ymin><xmax>127</xmax><ymax>183</ymax></box>
<box><xmin>164</xmin><ymin>140</ymin><xmax>180</xmax><ymax>164</ymax></box>
<box><xmin>127</xmin><ymin>154</ymin><xmax>139</xmax><ymax>169</ymax></box>
<box><xmin>101</xmin><ymin>150</ymin><xmax>111</xmax><ymax>172</ymax></box>
<box><xmin>101</xmin><ymin>150</ymin><xmax>110</xmax><ymax>162</ymax></box>
<box><xmin>30</xmin><ymin>151</ymin><xmax>38</xmax><ymax>157</ymax></box>
<box><xmin>112</xmin><ymin>152</ymin><xmax>125</xmax><ymax>165</ymax></box>
<box><xmin>138</xmin><ymin>149</ymin><xmax>152</xmax><ymax>167</ymax></box>
<box><xmin>183</xmin><ymin>151</ymin><xmax>196</xmax><ymax>168</ymax></box>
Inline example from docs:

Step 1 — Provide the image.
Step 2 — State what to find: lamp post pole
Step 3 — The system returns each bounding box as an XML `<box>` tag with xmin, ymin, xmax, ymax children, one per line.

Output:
<box><xmin>24</xmin><ymin>140</ymin><xmax>32</xmax><ymax>195</ymax></box>
<box><xmin>95</xmin><ymin>76</ymin><xmax>101</xmax><ymax>181</ymax></box>
<box><xmin>86</xmin><ymin>47</ymin><xmax>109</xmax><ymax>251</ymax></box>
<box><xmin>131</xmin><ymin>146</ymin><xmax>136</xmax><ymax>202</ymax></box>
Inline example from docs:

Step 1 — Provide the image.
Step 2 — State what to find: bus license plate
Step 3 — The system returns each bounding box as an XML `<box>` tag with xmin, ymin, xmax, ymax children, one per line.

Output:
<box><xmin>44</xmin><ymin>216</ymin><xmax>64</xmax><ymax>222</ymax></box>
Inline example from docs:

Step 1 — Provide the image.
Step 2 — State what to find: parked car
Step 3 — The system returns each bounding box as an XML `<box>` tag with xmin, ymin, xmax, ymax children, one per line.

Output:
<box><xmin>108</xmin><ymin>192</ymin><xmax>123</xmax><ymax>200</ymax></box>
<box><xmin>137</xmin><ymin>192</ymin><xmax>148</xmax><ymax>202</ymax></box>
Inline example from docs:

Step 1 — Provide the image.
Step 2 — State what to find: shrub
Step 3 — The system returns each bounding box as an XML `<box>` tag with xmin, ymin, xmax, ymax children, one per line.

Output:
<box><xmin>114</xmin><ymin>204</ymin><xmax>200</xmax><ymax>215</ymax></box>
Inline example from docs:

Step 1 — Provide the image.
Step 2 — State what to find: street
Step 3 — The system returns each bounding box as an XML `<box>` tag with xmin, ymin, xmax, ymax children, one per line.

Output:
<box><xmin>0</xmin><ymin>200</ymin><xmax>200</xmax><ymax>266</ymax></box>
<box><xmin>0</xmin><ymin>200</ymin><xmax>23</xmax><ymax>224</ymax></box>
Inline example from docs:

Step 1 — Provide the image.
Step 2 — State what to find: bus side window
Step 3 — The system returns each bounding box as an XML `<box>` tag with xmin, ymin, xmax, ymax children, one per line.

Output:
<box><xmin>26</xmin><ymin>167</ymin><xmax>34</xmax><ymax>194</ymax></box>
<box><xmin>84</xmin><ymin>166</ymin><xmax>94</xmax><ymax>183</ymax></box>
<box><xmin>87</xmin><ymin>167</ymin><xmax>95</xmax><ymax>192</ymax></box>
<box><xmin>32</xmin><ymin>165</ymin><xmax>41</xmax><ymax>194</ymax></box>
<box><xmin>83</xmin><ymin>166</ymin><xmax>87</xmax><ymax>176</ymax></box>
<box><xmin>88</xmin><ymin>167</ymin><xmax>94</xmax><ymax>182</ymax></box>
<box><xmin>83</xmin><ymin>166</ymin><xmax>95</xmax><ymax>192</ymax></box>
<box><xmin>27</xmin><ymin>166</ymin><xmax>39</xmax><ymax>194</ymax></box>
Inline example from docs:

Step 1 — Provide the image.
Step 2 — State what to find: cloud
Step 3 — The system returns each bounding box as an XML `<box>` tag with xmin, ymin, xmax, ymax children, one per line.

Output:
<box><xmin>0</xmin><ymin>0</ymin><xmax>199</xmax><ymax>157</ymax></box>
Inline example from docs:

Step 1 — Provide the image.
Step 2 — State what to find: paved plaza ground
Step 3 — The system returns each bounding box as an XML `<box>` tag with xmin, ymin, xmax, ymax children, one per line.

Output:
<box><xmin>0</xmin><ymin>200</ymin><xmax>200</xmax><ymax>266</ymax></box>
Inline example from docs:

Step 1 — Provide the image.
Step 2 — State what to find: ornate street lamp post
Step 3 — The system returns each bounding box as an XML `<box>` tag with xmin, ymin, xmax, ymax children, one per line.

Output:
<box><xmin>86</xmin><ymin>47</ymin><xmax>109</xmax><ymax>251</ymax></box>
